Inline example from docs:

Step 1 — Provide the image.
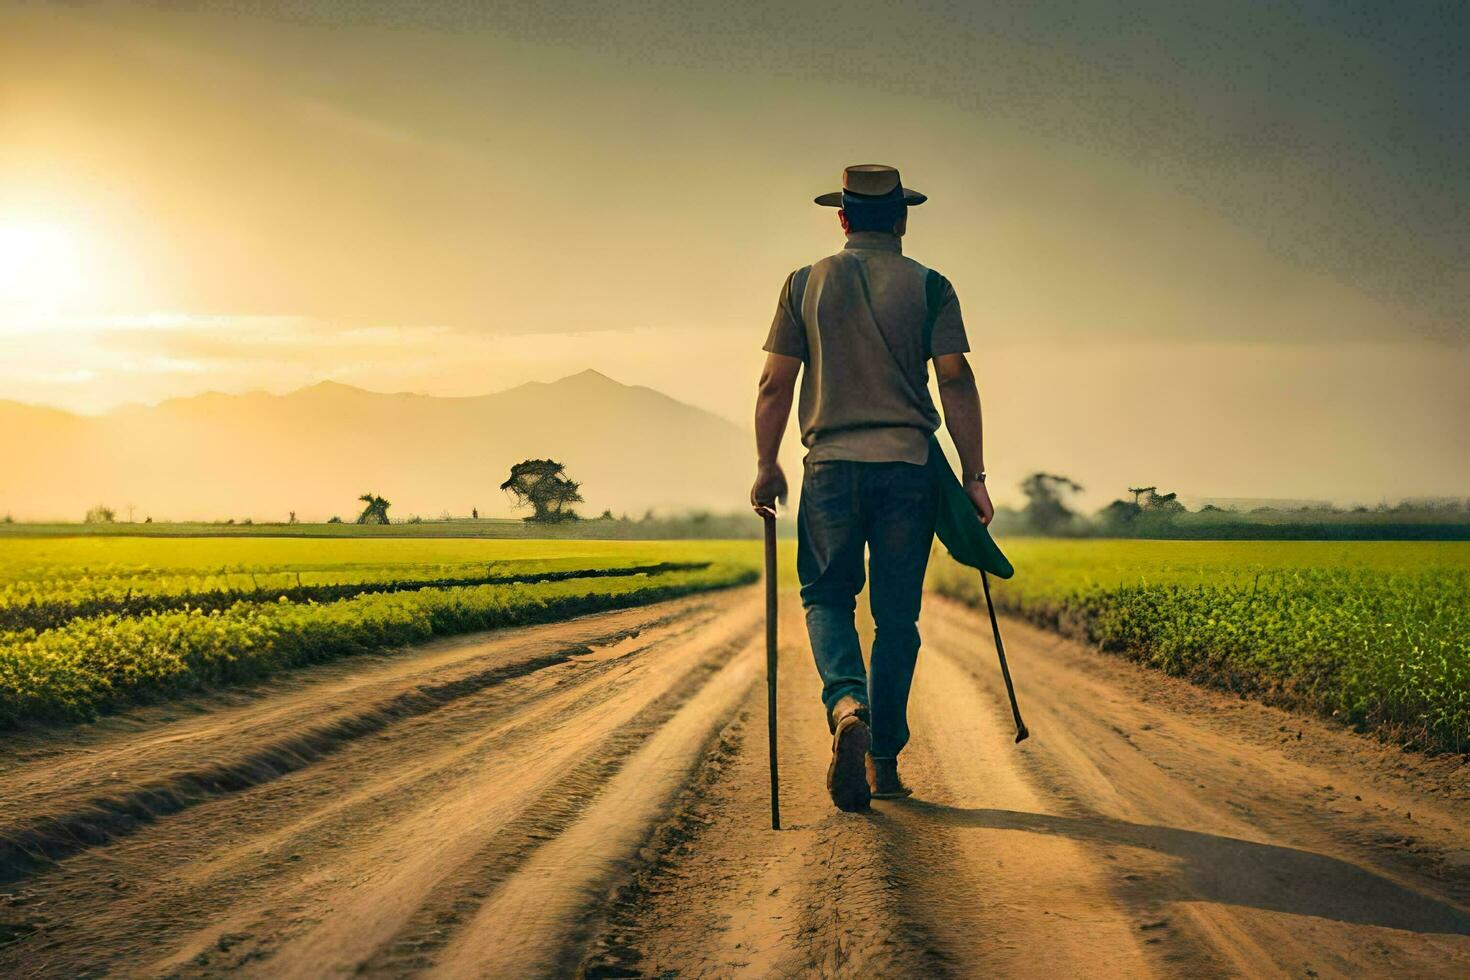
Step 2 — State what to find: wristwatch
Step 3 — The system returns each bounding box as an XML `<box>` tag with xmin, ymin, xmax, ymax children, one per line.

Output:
<box><xmin>968</xmin><ymin>470</ymin><xmax>987</xmax><ymax>484</ymax></box>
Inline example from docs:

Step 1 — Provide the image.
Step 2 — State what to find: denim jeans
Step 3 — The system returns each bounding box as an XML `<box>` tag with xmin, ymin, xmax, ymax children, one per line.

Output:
<box><xmin>797</xmin><ymin>454</ymin><xmax>937</xmax><ymax>759</ymax></box>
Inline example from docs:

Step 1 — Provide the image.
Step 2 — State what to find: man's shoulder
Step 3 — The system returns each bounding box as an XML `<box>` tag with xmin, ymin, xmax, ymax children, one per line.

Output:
<box><xmin>900</xmin><ymin>254</ymin><xmax>948</xmax><ymax>281</ymax></box>
<box><xmin>806</xmin><ymin>250</ymin><xmax>931</xmax><ymax>272</ymax></box>
<box><xmin>904</xmin><ymin>257</ymin><xmax>954</xmax><ymax>294</ymax></box>
<box><xmin>814</xmin><ymin>250</ymin><xmax>948</xmax><ymax>286</ymax></box>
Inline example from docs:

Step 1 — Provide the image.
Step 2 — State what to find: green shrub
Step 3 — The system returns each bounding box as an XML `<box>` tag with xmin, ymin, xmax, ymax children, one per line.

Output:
<box><xmin>0</xmin><ymin>551</ymin><xmax>756</xmax><ymax>727</ymax></box>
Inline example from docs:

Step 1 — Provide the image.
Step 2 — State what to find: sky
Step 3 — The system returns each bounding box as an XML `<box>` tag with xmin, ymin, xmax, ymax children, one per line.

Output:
<box><xmin>1</xmin><ymin>0</ymin><xmax>1466</xmax><ymax>508</ymax></box>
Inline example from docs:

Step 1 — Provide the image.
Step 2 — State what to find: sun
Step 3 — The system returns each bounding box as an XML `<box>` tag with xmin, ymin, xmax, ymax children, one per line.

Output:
<box><xmin>0</xmin><ymin>220</ymin><xmax>88</xmax><ymax>321</ymax></box>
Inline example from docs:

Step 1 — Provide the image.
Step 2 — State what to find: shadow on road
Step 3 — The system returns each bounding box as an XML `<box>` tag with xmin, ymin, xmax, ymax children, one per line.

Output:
<box><xmin>896</xmin><ymin>801</ymin><xmax>1470</xmax><ymax>936</ymax></box>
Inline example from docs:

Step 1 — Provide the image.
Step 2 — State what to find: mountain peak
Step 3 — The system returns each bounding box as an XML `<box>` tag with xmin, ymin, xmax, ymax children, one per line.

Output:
<box><xmin>297</xmin><ymin>380</ymin><xmax>371</xmax><ymax>396</ymax></box>
<box><xmin>556</xmin><ymin>368</ymin><xmax>622</xmax><ymax>386</ymax></box>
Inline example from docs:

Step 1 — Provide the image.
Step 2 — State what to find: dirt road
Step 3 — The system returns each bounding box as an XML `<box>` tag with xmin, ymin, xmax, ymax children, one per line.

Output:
<box><xmin>3</xmin><ymin>585</ymin><xmax>1469</xmax><ymax>978</ymax></box>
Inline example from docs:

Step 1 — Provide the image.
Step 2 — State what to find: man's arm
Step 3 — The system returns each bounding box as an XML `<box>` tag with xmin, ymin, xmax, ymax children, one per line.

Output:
<box><xmin>751</xmin><ymin>352</ymin><xmax>801</xmax><ymax>512</ymax></box>
<box><xmin>933</xmin><ymin>352</ymin><xmax>995</xmax><ymax>525</ymax></box>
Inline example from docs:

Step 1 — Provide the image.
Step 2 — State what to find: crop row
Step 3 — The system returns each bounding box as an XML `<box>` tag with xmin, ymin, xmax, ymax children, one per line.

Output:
<box><xmin>0</xmin><ymin>562</ymin><xmax>756</xmax><ymax>728</ymax></box>
<box><xmin>929</xmin><ymin>546</ymin><xmax>1470</xmax><ymax>754</ymax></box>
<box><xmin>0</xmin><ymin>560</ymin><xmax>708</xmax><ymax>632</ymax></box>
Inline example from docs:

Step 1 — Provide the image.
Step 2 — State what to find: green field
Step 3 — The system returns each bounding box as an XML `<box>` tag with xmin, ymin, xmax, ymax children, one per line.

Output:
<box><xmin>930</xmin><ymin>539</ymin><xmax>1470</xmax><ymax>754</ymax></box>
<box><xmin>9</xmin><ymin>535</ymin><xmax>1466</xmax><ymax>755</ymax></box>
<box><xmin>0</xmin><ymin>538</ymin><xmax>759</xmax><ymax>727</ymax></box>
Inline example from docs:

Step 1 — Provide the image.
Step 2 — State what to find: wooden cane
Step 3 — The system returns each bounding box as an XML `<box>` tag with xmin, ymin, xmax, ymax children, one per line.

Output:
<box><xmin>759</xmin><ymin>507</ymin><xmax>781</xmax><ymax>829</ymax></box>
<box><xmin>980</xmin><ymin>569</ymin><xmax>1029</xmax><ymax>743</ymax></box>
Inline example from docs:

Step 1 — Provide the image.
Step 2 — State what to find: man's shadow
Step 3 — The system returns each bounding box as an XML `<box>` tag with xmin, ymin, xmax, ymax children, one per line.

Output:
<box><xmin>891</xmin><ymin>801</ymin><xmax>1470</xmax><ymax>936</ymax></box>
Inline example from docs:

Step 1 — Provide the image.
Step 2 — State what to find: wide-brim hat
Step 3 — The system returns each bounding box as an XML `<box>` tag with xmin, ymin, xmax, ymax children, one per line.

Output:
<box><xmin>815</xmin><ymin>163</ymin><xmax>927</xmax><ymax>207</ymax></box>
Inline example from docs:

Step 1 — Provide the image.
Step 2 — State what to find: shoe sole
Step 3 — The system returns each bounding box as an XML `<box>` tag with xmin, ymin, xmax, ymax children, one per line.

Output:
<box><xmin>870</xmin><ymin>787</ymin><xmax>914</xmax><ymax>800</ymax></box>
<box><xmin>827</xmin><ymin>716</ymin><xmax>872</xmax><ymax>812</ymax></box>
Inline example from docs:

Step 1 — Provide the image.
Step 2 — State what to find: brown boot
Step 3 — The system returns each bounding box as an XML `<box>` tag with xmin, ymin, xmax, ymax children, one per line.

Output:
<box><xmin>866</xmin><ymin>756</ymin><xmax>913</xmax><ymax>800</ymax></box>
<box><xmin>826</xmin><ymin>697</ymin><xmax>871</xmax><ymax>812</ymax></box>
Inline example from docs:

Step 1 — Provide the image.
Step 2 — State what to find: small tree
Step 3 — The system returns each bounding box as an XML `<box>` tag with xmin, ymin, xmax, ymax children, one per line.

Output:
<box><xmin>355</xmin><ymin>493</ymin><xmax>392</xmax><ymax>525</ymax></box>
<box><xmin>84</xmin><ymin>504</ymin><xmax>116</xmax><ymax>524</ymax></box>
<box><xmin>328</xmin><ymin>515</ymin><xmax>343</xmax><ymax>524</ymax></box>
<box><xmin>288</xmin><ymin>510</ymin><xmax>299</xmax><ymax>525</ymax></box>
<box><xmin>1020</xmin><ymin>473</ymin><xmax>1083</xmax><ymax>534</ymax></box>
<box><xmin>499</xmin><ymin>459</ymin><xmax>584</xmax><ymax>523</ymax></box>
<box><xmin>471</xmin><ymin>507</ymin><xmax>479</xmax><ymax>520</ymax></box>
<box><xmin>1142</xmin><ymin>488</ymin><xmax>1186</xmax><ymax>515</ymax></box>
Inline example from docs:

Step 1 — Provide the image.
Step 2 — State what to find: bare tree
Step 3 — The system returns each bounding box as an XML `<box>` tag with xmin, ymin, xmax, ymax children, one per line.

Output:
<box><xmin>500</xmin><ymin>460</ymin><xmax>584</xmax><ymax>523</ymax></box>
<box><xmin>355</xmin><ymin>493</ymin><xmax>392</xmax><ymax>525</ymax></box>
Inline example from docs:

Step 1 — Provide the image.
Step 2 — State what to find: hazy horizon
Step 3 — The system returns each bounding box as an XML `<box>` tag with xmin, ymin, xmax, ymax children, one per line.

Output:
<box><xmin>2</xmin><ymin>1</ymin><xmax>1467</xmax><ymax>511</ymax></box>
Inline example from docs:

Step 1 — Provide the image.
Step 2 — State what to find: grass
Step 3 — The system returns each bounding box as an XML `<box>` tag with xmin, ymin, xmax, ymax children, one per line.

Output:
<box><xmin>929</xmin><ymin>539</ymin><xmax>1470</xmax><ymax>754</ymax></box>
<box><xmin>0</xmin><ymin>538</ymin><xmax>759</xmax><ymax>727</ymax></box>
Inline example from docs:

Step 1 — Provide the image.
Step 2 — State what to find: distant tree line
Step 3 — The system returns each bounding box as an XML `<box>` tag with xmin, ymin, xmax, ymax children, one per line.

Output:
<box><xmin>1009</xmin><ymin>471</ymin><xmax>1470</xmax><ymax>540</ymax></box>
<box><xmin>37</xmin><ymin>453</ymin><xmax>1466</xmax><ymax>543</ymax></box>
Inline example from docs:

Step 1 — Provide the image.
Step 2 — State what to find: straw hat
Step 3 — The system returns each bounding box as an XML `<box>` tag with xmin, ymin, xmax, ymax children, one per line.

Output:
<box><xmin>814</xmin><ymin>164</ymin><xmax>928</xmax><ymax>207</ymax></box>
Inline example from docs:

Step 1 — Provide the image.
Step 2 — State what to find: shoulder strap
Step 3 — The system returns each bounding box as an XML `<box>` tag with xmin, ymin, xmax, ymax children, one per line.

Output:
<box><xmin>787</xmin><ymin>265</ymin><xmax>812</xmax><ymax>329</ymax></box>
<box><xmin>923</xmin><ymin>268</ymin><xmax>943</xmax><ymax>360</ymax></box>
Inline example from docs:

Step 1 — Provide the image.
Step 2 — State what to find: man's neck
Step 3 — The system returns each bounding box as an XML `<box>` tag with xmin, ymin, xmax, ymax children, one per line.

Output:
<box><xmin>843</xmin><ymin>230</ymin><xmax>903</xmax><ymax>253</ymax></box>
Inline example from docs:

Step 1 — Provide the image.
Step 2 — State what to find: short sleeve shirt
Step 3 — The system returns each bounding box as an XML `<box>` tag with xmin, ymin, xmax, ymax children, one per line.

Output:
<box><xmin>762</xmin><ymin>231</ymin><xmax>969</xmax><ymax>465</ymax></box>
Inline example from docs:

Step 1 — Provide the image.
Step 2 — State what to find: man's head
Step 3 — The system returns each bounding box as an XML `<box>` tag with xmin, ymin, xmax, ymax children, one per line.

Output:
<box><xmin>838</xmin><ymin>196</ymin><xmax>908</xmax><ymax>237</ymax></box>
<box><xmin>815</xmin><ymin>164</ymin><xmax>926</xmax><ymax>238</ymax></box>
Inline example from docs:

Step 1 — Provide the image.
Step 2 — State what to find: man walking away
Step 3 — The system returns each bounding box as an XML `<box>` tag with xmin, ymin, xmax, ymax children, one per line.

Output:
<box><xmin>750</xmin><ymin>164</ymin><xmax>993</xmax><ymax>812</ymax></box>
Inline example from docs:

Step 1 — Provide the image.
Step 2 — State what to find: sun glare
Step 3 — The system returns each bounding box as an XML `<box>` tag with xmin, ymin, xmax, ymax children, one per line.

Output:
<box><xmin>0</xmin><ymin>220</ymin><xmax>88</xmax><ymax>322</ymax></box>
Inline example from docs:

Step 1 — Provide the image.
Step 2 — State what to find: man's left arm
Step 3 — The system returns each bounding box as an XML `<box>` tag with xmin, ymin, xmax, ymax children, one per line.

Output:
<box><xmin>929</xmin><ymin>275</ymin><xmax>994</xmax><ymax>525</ymax></box>
<box><xmin>751</xmin><ymin>352</ymin><xmax>800</xmax><ymax>512</ymax></box>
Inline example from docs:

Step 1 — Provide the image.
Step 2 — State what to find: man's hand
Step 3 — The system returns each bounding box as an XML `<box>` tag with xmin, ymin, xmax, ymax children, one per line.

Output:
<box><xmin>965</xmin><ymin>479</ymin><xmax>994</xmax><ymax>526</ymax></box>
<box><xmin>751</xmin><ymin>461</ymin><xmax>788</xmax><ymax>514</ymax></box>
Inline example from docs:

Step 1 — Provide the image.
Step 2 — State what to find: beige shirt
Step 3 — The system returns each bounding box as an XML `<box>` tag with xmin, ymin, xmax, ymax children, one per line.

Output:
<box><xmin>763</xmin><ymin>231</ymin><xmax>969</xmax><ymax>465</ymax></box>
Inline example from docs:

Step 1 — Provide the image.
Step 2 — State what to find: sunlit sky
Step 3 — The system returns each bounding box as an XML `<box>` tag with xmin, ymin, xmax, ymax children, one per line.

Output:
<box><xmin>1</xmin><ymin>0</ymin><xmax>1466</xmax><ymax>507</ymax></box>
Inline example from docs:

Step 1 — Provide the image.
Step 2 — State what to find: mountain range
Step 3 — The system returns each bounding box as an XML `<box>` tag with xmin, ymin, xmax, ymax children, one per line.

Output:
<box><xmin>0</xmin><ymin>370</ymin><xmax>762</xmax><ymax>522</ymax></box>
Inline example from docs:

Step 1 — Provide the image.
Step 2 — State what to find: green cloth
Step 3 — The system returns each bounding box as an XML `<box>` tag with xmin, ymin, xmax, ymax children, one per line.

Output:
<box><xmin>926</xmin><ymin>434</ymin><xmax>1014</xmax><ymax>578</ymax></box>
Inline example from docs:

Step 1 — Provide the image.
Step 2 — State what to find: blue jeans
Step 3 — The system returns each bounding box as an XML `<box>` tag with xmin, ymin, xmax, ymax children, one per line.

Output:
<box><xmin>797</xmin><ymin>455</ymin><xmax>937</xmax><ymax>760</ymax></box>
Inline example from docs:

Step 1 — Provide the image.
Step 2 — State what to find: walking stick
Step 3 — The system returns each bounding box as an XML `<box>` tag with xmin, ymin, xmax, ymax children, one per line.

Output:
<box><xmin>980</xmin><ymin>569</ymin><xmax>1029</xmax><ymax>743</ymax></box>
<box><xmin>758</xmin><ymin>506</ymin><xmax>781</xmax><ymax>830</ymax></box>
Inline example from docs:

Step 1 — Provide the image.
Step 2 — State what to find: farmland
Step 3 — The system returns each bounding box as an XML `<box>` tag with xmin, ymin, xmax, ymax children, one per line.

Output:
<box><xmin>930</xmin><ymin>539</ymin><xmax>1470</xmax><ymax>754</ymax></box>
<box><xmin>3</xmin><ymin>534</ymin><xmax>1470</xmax><ymax>976</ymax></box>
<box><xmin>0</xmin><ymin>537</ymin><xmax>758</xmax><ymax>727</ymax></box>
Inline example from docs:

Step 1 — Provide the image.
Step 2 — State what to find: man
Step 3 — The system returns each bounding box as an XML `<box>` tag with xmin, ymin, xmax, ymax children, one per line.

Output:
<box><xmin>750</xmin><ymin>164</ymin><xmax>993</xmax><ymax>812</ymax></box>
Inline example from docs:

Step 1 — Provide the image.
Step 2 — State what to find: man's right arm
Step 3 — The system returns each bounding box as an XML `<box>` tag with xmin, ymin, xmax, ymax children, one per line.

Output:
<box><xmin>934</xmin><ymin>352</ymin><xmax>995</xmax><ymax>525</ymax></box>
<box><xmin>751</xmin><ymin>352</ymin><xmax>800</xmax><ymax>512</ymax></box>
<box><xmin>752</xmin><ymin>268</ymin><xmax>808</xmax><ymax>514</ymax></box>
